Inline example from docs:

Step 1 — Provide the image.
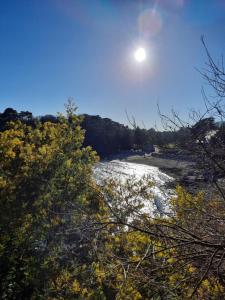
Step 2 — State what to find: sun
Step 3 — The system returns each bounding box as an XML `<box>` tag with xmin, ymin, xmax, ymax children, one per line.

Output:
<box><xmin>134</xmin><ymin>47</ymin><xmax>146</xmax><ymax>62</ymax></box>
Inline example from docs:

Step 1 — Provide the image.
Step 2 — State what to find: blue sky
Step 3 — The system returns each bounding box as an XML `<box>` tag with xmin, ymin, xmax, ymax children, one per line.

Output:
<box><xmin>0</xmin><ymin>0</ymin><xmax>225</xmax><ymax>127</ymax></box>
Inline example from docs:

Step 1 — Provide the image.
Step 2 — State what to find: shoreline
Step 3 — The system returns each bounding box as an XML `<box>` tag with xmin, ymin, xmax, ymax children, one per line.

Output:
<box><xmin>102</xmin><ymin>152</ymin><xmax>206</xmax><ymax>192</ymax></box>
<box><xmin>104</xmin><ymin>152</ymin><xmax>195</xmax><ymax>179</ymax></box>
<box><xmin>124</xmin><ymin>154</ymin><xmax>195</xmax><ymax>180</ymax></box>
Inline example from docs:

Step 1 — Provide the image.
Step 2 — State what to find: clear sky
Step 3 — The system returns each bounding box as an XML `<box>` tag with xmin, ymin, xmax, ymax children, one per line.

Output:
<box><xmin>0</xmin><ymin>0</ymin><xmax>225</xmax><ymax>127</ymax></box>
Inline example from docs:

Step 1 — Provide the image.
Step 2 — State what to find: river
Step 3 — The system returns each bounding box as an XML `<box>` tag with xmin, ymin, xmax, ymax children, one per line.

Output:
<box><xmin>94</xmin><ymin>160</ymin><xmax>174</xmax><ymax>216</ymax></box>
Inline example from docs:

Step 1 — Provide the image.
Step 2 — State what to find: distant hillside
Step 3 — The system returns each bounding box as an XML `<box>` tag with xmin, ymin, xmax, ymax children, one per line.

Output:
<box><xmin>0</xmin><ymin>107</ymin><xmax>184</xmax><ymax>157</ymax></box>
<box><xmin>81</xmin><ymin>114</ymin><xmax>134</xmax><ymax>156</ymax></box>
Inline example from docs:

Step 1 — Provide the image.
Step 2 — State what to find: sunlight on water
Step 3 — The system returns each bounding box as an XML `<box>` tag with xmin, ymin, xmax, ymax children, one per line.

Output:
<box><xmin>94</xmin><ymin>160</ymin><xmax>174</xmax><ymax>216</ymax></box>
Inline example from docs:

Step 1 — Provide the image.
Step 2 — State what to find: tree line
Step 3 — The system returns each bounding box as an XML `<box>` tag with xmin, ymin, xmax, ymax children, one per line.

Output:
<box><xmin>1</xmin><ymin>101</ymin><xmax>225</xmax><ymax>299</ymax></box>
<box><xmin>0</xmin><ymin>107</ymin><xmax>192</xmax><ymax>158</ymax></box>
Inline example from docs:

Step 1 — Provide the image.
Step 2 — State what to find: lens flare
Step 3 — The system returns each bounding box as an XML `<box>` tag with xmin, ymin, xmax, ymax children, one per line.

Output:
<box><xmin>138</xmin><ymin>9</ymin><xmax>162</xmax><ymax>38</ymax></box>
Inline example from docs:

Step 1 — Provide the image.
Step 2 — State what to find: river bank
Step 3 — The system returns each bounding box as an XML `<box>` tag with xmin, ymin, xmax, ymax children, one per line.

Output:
<box><xmin>125</xmin><ymin>154</ymin><xmax>194</xmax><ymax>179</ymax></box>
<box><xmin>105</xmin><ymin>149</ymin><xmax>194</xmax><ymax>179</ymax></box>
<box><xmin>104</xmin><ymin>150</ymin><xmax>209</xmax><ymax>192</ymax></box>
<box><xmin>124</xmin><ymin>153</ymin><xmax>213</xmax><ymax>193</ymax></box>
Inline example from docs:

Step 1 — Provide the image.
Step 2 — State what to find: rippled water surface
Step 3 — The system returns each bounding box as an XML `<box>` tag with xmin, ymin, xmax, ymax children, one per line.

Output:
<box><xmin>94</xmin><ymin>160</ymin><xmax>174</xmax><ymax>216</ymax></box>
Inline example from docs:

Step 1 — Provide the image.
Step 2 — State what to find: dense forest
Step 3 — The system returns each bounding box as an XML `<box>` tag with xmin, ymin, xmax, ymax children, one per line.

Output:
<box><xmin>0</xmin><ymin>107</ymin><xmax>191</xmax><ymax>158</ymax></box>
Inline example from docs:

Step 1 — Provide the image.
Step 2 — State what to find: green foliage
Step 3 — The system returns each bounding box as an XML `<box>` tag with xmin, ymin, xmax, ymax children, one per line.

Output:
<box><xmin>82</xmin><ymin>114</ymin><xmax>134</xmax><ymax>156</ymax></box>
<box><xmin>96</xmin><ymin>178</ymin><xmax>225</xmax><ymax>299</ymax></box>
<box><xmin>0</xmin><ymin>105</ymin><xmax>104</xmax><ymax>299</ymax></box>
<box><xmin>1</xmin><ymin>105</ymin><xmax>225</xmax><ymax>299</ymax></box>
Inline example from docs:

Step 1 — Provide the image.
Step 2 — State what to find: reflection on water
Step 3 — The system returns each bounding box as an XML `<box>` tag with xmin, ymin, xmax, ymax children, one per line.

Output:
<box><xmin>94</xmin><ymin>160</ymin><xmax>174</xmax><ymax>216</ymax></box>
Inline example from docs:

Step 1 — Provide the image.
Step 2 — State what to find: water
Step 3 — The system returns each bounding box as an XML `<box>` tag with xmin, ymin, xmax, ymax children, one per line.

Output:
<box><xmin>94</xmin><ymin>160</ymin><xmax>174</xmax><ymax>216</ymax></box>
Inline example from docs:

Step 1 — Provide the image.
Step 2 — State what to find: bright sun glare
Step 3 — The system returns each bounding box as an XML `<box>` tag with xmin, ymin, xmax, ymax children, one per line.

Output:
<box><xmin>134</xmin><ymin>47</ymin><xmax>146</xmax><ymax>62</ymax></box>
